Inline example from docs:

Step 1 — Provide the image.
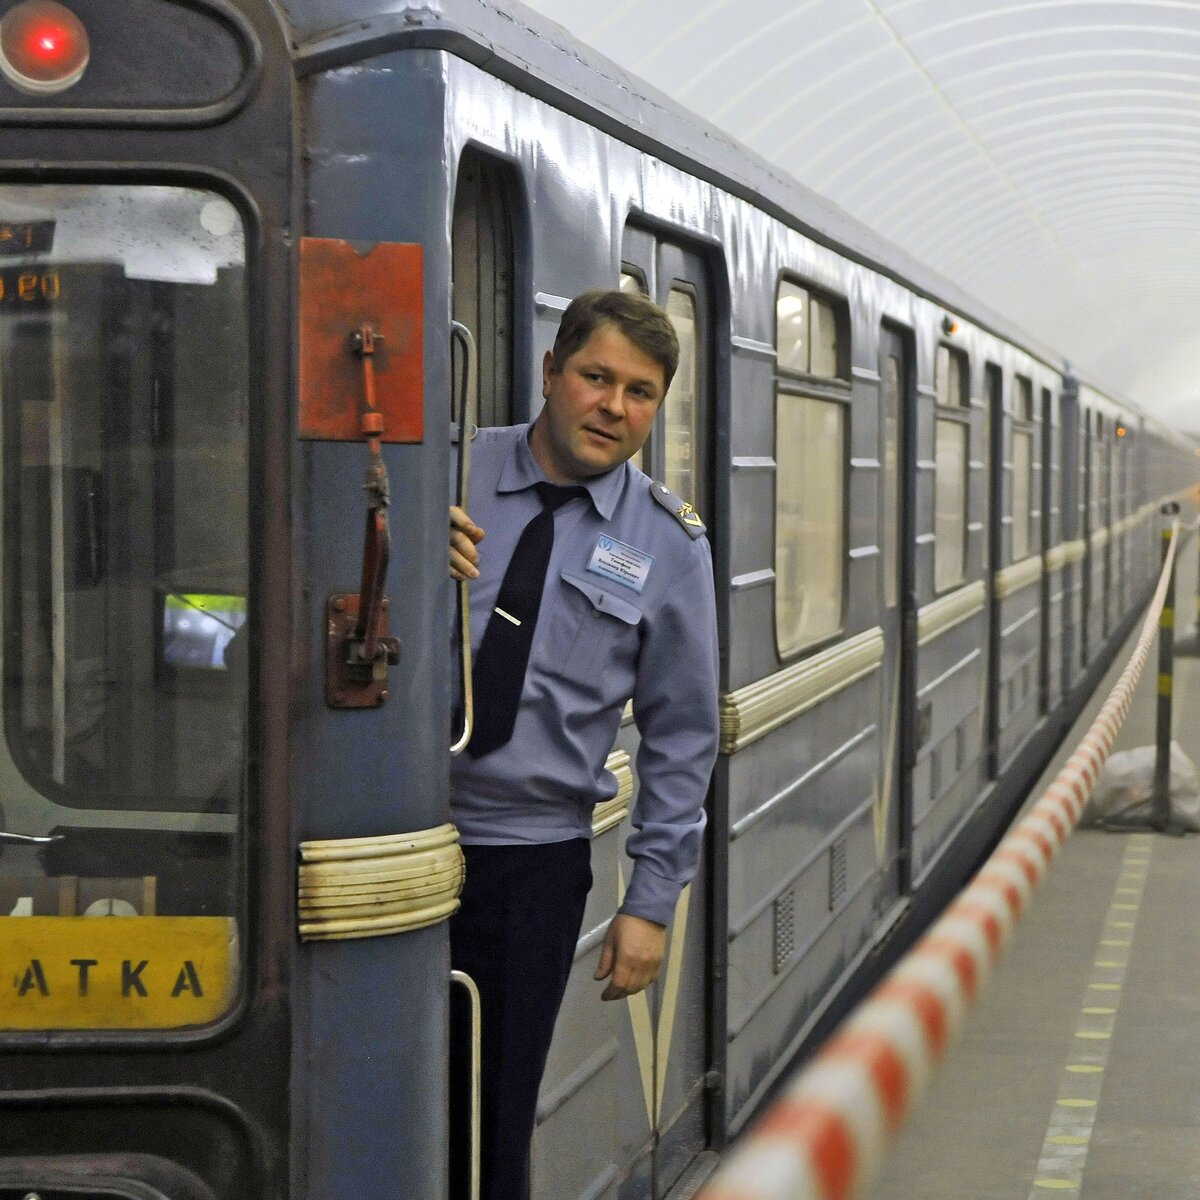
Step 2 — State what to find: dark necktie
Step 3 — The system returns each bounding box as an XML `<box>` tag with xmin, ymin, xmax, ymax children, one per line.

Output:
<box><xmin>467</xmin><ymin>482</ymin><xmax>586</xmax><ymax>758</ymax></box>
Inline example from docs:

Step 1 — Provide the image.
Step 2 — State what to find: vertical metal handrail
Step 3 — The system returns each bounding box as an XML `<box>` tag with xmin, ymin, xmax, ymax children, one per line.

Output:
<box><xmin>450</xmin><ymin>322</ymin><xmax>477</xmax><ymax>756</ymax></box>
<box><xmin>450</xmin><ymin>969</ymin><xmax>482</xmax><ymax>1200</ymax></box>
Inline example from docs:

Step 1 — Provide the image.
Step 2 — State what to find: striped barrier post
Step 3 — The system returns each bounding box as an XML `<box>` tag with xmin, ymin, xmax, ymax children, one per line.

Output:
<box><xmin>1151</xmin><ymin>503</ymin><xmax>1180</xmax><ymax>826</ymax></box>
<box><xmin>1175</xmin><ymin>514</ymin><xmax>1200</xmax><ymax>658</ymax></box>
<box><xmin>698</xmin><ymin>520</ymin><xmax>1183</xmax><ymax>1200</ymax></box>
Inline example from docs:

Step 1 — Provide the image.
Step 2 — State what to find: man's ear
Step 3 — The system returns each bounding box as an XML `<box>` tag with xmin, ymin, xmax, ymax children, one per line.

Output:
<box><xmin>541</xmin><ymin>349</ymin><xmax>555</xmax><ymax>398</ymax></box>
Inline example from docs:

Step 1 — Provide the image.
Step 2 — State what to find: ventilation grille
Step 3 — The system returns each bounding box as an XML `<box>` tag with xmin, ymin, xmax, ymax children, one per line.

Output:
<box><xmin>773</xmin><ymin>888</ymin><xmax>796</xmax><ymax>975</ymax></box>
<box><xmin>829</xmin><ymin>835</ymin><xmax>848</xmax><ymax>912</ymax></box>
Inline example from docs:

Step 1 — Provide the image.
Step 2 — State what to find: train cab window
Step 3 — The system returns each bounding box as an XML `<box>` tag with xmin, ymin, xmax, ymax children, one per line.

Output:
<box><xmin>452</xmin><ymin>147</ymin><xmax>518</xmax><ymax>428</ymax></box>
<box><xmin>1011</xmin><ymin>375</ymin><xmax>1035</xmax><ymax>561</ymax></box>
<box><xmin>774</xmin><ymin>279</ymin><xmax>848</xmax><ymax>657</ymax></box>
<box><xmin>934</xmin><ymin>344</ymin><xmax>969</xmax><ymax>591</ymax></box>
<box><xmin>0</xmin><ymin>184</ymin><xmax>247</xmax><ymax>1031</ymax></box>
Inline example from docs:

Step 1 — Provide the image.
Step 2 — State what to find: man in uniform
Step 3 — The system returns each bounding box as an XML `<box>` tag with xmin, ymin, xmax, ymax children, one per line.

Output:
<box><xmin>448</xmin><ymin>289</ymin><xmax>719</xmax><ymax>1200</ymax></box>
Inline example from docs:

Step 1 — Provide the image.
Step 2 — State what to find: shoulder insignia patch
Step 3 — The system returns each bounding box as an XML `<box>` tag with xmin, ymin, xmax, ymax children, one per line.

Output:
<box><xmin>649</xmin><ymin>480</ymin><xmax>707</xmax><ymax>539</ymax></box>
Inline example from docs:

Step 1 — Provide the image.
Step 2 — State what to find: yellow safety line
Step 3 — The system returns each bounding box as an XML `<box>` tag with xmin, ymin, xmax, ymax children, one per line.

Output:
<box><xmin>1027</xmin><ymin>835</ymin><xmax>1152</xmax><ymax>1195</ymax></box>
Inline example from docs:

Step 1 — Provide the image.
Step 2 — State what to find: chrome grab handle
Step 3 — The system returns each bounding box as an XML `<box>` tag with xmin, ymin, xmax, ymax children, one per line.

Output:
<box><xmin>450</xmin><ymin>968</ymin><xmax>482</xmax><ymax>1200</ymax></box>
<box><xmin>450</xmin><ymin>322</ymin><xmax>477</xmax><ymax>756</ymax></box>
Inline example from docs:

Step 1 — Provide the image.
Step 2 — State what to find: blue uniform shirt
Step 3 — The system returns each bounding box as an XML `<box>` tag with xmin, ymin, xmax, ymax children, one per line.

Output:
<box><xmin>451</xmin><ymin>425</ymin><xmax>720</xmax><ymax>926</ymax></box>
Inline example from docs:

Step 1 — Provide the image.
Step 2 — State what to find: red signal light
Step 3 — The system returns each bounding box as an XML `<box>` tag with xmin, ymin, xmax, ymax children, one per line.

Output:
<box><xmin>0</xmin><ymin>1</ymin><xmax>89</xmax><ymax>95</ymax></box>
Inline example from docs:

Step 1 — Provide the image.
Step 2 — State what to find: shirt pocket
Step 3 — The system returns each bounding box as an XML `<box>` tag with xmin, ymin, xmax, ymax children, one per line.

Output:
<box><xmin>548</xmin><ymin>571</ymin><xmax>643</xmax><ymax>684</ymax></box>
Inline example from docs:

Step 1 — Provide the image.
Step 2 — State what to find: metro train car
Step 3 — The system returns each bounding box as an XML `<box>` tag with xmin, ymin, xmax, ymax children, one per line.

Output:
<box><xmin>0</xmin><ymin>1</ymin><xmax>1194</xmax><ymax>1198</ymax></box>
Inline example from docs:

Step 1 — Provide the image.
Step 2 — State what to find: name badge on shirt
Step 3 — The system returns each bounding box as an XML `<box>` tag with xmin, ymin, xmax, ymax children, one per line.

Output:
<box><xmin>587</xmin><ymin>535</ymin><xmax>653</xmax><ymax>593</ymax></box>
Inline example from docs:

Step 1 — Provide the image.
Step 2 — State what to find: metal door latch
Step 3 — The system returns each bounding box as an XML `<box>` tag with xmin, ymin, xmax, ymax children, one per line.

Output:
<box><xmin>326</xmin><ymin>322</ymin><xmax>402</xmax><ymax>709</ymax></box>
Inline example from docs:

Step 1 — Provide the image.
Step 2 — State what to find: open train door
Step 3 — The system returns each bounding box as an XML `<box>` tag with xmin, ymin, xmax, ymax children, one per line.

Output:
<box><xmin>874</xmin><ymin>324</ymin><xmax>916</xmax><ymax>914</ymax></box>
<box><xmin>613</xmin><ymin>226</ymin><xmax>719</xmax><ymax>1198</ymax></box>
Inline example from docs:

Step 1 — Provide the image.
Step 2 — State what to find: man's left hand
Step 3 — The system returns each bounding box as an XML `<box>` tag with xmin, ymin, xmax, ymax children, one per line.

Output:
<box><xmin>595</xmin><ymin>913</ymin><xmax>667</xmax><ymax>1001</ymax></box>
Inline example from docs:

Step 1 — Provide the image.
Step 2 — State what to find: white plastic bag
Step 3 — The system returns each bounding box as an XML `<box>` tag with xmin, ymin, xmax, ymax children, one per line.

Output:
<box><xmin>1082</xmin><ymin>741</ymin><xmax>1200</xmax><ymax>830</ymax></box>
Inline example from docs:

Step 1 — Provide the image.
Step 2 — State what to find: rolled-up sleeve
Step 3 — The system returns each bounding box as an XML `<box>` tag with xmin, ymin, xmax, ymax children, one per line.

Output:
<box><xmin>619</xmin><ymin>539</ymin><xmax>720</xmax><ymax>926</ymax></box>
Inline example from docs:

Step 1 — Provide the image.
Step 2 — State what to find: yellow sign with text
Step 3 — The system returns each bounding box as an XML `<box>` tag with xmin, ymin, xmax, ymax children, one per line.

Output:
<box><xmin>0</xmin><ymin>917</ymin><xmax>237</xmax><ymax>1030</ymax></box>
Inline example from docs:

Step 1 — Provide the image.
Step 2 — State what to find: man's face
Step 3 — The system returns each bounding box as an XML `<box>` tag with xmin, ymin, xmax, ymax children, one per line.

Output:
<box><xmin>530</xmin><ymin>322</ymin><xmax>666</xmax><ymax>484</ymax></box>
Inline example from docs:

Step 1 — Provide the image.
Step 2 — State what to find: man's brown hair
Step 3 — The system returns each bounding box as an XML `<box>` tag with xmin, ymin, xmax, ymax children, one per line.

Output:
<box><xmin>551</xmin><ymin>289</ymin><xmax>679</xmax><ymax>393</ymax></box>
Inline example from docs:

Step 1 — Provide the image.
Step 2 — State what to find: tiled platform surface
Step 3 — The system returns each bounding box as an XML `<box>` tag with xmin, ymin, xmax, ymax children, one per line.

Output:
<box><xmin>871</xmin><ymin>547</ymin><xmax>1200</xmax><ymax>1200</ymax></box>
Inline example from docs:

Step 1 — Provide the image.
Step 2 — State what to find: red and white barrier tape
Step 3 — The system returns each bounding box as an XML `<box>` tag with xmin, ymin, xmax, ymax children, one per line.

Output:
<box><xmin>698</xmin><ymin>520</ymin><xmax>1182</xmax><ymax>1200</ymax></box>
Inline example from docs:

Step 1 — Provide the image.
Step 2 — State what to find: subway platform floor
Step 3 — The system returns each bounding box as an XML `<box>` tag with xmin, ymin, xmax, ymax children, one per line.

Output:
<box><xmin>869</xmin><ymin>607</ymin><xmax>1200</xmax><ymax>1200</ymax></box>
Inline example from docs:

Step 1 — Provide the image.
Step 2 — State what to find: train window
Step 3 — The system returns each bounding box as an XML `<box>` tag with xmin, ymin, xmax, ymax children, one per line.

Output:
<box><xmin>1091</xmin><ymin>412</ymin><xmax>1108</xmax><ymax>526</ymax></box>
<box><xmin>619</xmin><ymin>268</ymin><xmax>645</xmax><ymax>294</ymax></box>
<box><xmin>1013</xmin><ymin>375</ymin><xmax>1033</xmax><ymax>420</ymax></box>
<box><xmin>776</xmin><ymin>280</ymin><xmax>808</xmax><ymax>374</ymax></box>
<box><xmin>810</xmin><ymin>295</ymin><xmax>838</xmax><ymax>377</ymax></box>
<box><xmin>0</xmin><ymin>183</ymin><xmax>246</xmax><ymax>1031</ymax></box>
<box><xmin>775</xmin><ymin>395</ymin><xmax>845</xmax><ymax>655</ymax></box>
<box><xmin>934</xmin><ymin>417</ymin><xmax>968</xmax><ymax>590</ymax></box>
<box><xmin>935</xmin><ymin>345</ymin><xmax>968</xmax><ymax>406</ymax></box>
<box><xmin>452</xmin><ymin>147</ymin><xmax>518</xmax><ymax>428</ymax></box>
<box><xmin>934</xmin><ymin>344</ymin><xmax>969</xmax><ymax>591</ymax></box>
<box><xmin>774</xmin><ymin>279</ymin><xmax>848</xmax><ymax>656</ymax></box>
<box><xmin>1012</xmin><ymin>428</ymin><xmax>1034</xmax><ymax>560</ymax></box>
<box><xmin>776</xmin><ymin>281</ymin><xmax>842</xmax><ymax>379</ymax></box>
<box><xmin>663</xmin><ymin>287</ymin><xmax>698</xmax><ymax>505</ymax></box>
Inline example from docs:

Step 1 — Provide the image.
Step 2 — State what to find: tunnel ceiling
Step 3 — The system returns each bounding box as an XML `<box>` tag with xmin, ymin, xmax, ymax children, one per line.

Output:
<box><xmin>519</xmin><ymin>0</ymin><xmax>1200</xmax><ymax>432</ymax></box>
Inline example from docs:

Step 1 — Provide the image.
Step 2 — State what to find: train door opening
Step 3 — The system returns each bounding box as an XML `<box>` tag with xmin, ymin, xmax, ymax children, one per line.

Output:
<box><xmin>1098</xmin><ymin>415</ymin><xmax>1112</xmax><ymax>638</ymax></box>
<box><xmin>451</xmin><ymin>146</ymin><xmax>521</xmax><ymax>430</ymax></box>
<box><xmin>878</xmin><ymin>324</ymin><xmax>914</xmax><ymax>906</ymax></box>
<box><xmin>1039</xmin><ymin>386</ymin><xmax>1054</xmax><ymax>714</ymax></box>
<box><xmin>1060</xmin><ymin>378</ymin><xmax>1081</xmax><ymax>692</ymax></box>
<box><xmin>1081</xmin><ymin>406</ymin><xmax>1093</xmax><ymax>667</ymax></box>
<box><xmin>616</xmin><ymin>225</ymin><xmax>716</xmax><ymax>1199</ymax></box>
<box><xmin>984</xmin><ymin>362</ymin><xmax>1004</xmax><ymax>776</ymax></box>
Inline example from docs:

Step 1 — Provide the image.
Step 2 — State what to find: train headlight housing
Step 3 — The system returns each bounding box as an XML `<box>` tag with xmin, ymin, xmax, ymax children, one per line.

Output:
<box><xmin>0</xmin><ymin>1</ymin><xmax>89</xmax><ymax>95</ymax></box>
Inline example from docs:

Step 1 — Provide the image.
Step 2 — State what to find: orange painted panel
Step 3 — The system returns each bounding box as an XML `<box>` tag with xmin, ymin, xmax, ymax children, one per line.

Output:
<box><xmin>299</xmin><ymin>238</ymin><xmax>424</xmax><ymax>443</ymax></box>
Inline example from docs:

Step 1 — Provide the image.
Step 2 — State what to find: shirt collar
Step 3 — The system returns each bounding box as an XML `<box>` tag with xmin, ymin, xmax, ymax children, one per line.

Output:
<box><xmin>495</xmin><ymin>426</ymin><xmax>625</xmax><ymax>521</ymax></box>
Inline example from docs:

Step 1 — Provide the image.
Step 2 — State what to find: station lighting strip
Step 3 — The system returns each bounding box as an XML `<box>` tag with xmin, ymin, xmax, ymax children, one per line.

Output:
<box><xmin>697</xmin><ymin>517</ymin><xmax>1184</xmax><ymax>1200</ymax></box>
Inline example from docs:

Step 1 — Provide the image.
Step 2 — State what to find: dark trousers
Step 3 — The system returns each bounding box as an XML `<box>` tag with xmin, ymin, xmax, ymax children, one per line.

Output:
<box><xmin>449</xmin><ymin>839</ymin><xmax>592</xmax><ymax>1200</ymax></box>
